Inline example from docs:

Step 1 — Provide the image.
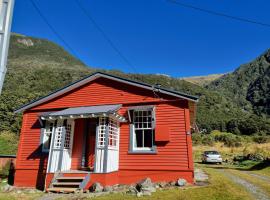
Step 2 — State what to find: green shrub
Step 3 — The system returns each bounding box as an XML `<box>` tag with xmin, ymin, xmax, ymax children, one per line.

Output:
<box><xmin>0</xmin><ymin>131</ymin><xmax>18</xmax><ymax>154</ymax></box>
<box><xmin>192</xmin><ymin>133</ymin><xmax>203</xmax><ymax>145</ymax></box>
<box><xmin>201</xmin><ymin>134</ymin><xmax>214</xmax><ymax>146</ymax></box>
<box><xmin>252</xmin><ymin>132</ymin><xmax>270</xmax><ymax>144</ymax></box>
<box><xmin>210</xmin><ymin>130</ymin><xmax>242</xmax><ymax>147</ymax></box>
<box><xmin>0</xmin><ymin>160</ymin><xmax>11</xmax><ymax>178</ymax></box>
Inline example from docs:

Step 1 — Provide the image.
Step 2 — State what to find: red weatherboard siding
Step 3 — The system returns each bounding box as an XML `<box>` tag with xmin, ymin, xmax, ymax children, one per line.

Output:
<box><xmin>31</xmin><ymin>78</ymin><xmax>175</xmax><ymax>111</ymax></box>
<box><xmin>14</xmin><ymin>111</ymin><xmax>49</xmax><ymax>189</ymax></box>
<box><xmin>118</xmin><ymin>102</ymin><xmax>190</xmax><ymax>171</ymax></box>
<box><xmin>15</xmin><ymin>76</ymin><xmax>194</xmax><ymax>189</ymax></box>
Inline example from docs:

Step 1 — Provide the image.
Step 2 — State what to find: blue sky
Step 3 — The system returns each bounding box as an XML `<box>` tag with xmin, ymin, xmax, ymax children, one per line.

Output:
<box><xmin>11</xmin><ymin>0</ymin><xmax>270</xmax><ymax>77</ymax></box>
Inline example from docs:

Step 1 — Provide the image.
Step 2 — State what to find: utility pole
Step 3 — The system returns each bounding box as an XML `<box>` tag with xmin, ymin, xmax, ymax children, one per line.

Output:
<box><xmin>0</xmin><ymin>0</ymin><xmax>15</xmax><ymax>94</ymax></box>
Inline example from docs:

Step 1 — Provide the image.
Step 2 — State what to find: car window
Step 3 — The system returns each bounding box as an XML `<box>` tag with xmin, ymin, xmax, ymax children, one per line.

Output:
<box><xmin>204</xmin><ymin>151</ymin><xmax>219</xmax><ymax>155</ymax></box>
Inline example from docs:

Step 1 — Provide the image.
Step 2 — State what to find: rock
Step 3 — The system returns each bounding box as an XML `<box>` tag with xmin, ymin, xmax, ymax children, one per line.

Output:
<box><xmin>90</xmin><ymin>182</ymin><xmax>103</xmax><ymax>193</ymax></box>
<box><xmin>137</xmin><ymin>178</ymin><xmax>153</xmax><ymax>189</ymax></box>
<box><xmin>169</xmin><ymin>181</ymin><xmax>176</xmax><ymax>186</ymax></box>
<box><xmin>112</xmin><ymin>184</ymin><xmax>129</xmax><ymax>193</ymax></box>
<box><xmin>127</xmin><ymin>186</ymin><xmax>138</xmax><ymax>195</ymax></box>
<box><xmin>136</xmin><ymin>178</ymin><xmax>156</xmax><ymax>196</ymax></box>
<box><xmin>103</xmin><ymin>186</ymin><xmax>113</xmax><ymax>192</ymax></box>
<box><xmin>195</xmin><ymin>168</ymin><xmax>209</xmax><ymax>182</ymax></box>
<box><xmin>141</xmin><ymin>187</ymin><xmax>155</xmax><ymax>195</ymax></box>
<box><xmin>176</xmin><ymin>178</ymin><xmax>187</xmax><ymax>187</ymax></box>
<box><xmin>1</xmin><ymin>184</ymin><xmax>13</xmax><ymax>192</ymax></box>
<box><xmin>136</xmin><ymin>192</ymin><xmax>143</xmax><ymax>197</ymax></box>
<box><xmin>158</xmin><ymin>181</ymin><xmax>167</xmax><ymax>188</ymax></box>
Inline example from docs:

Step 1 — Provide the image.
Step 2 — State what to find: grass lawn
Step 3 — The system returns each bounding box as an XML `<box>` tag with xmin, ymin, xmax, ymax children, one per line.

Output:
<box><xmin>55</xmin><ymin>168</ymin><xmax>253</xmax><ymax>200</ymax></box>
<box><xmin>0</xmin><ymin>167</ymin><xmax>254</xmax><ymax>200</ymax></box>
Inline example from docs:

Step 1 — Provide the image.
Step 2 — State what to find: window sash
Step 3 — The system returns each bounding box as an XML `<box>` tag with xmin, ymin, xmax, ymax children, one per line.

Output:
<box><xmin>41</xmin><ymin>121</ymin><xmax>54</xmax><ymax>152</ymax></box>
<box><xmin>132</xmin><ymin>109</ymin><xmax>155</xmax><ymax>151</ymax></box>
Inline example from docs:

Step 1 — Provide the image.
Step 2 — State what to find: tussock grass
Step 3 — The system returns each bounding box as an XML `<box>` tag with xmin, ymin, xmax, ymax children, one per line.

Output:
<box><xmin>193</xmin><ymin>142</ymin><xmax>270</xmax><ymax>164</ymax></box>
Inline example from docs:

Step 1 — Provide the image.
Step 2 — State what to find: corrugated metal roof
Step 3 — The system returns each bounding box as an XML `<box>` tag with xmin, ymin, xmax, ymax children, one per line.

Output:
<box><xmin>41</xmin><ymin>104</ymin><xmax>121</xmax><ymax>117</ymax></box>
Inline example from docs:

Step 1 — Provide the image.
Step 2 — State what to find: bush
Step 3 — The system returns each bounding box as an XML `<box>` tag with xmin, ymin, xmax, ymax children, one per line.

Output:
<box><xmin>192</xmin><ymin>133</ymin><xmax>214</xmax><ymax>146</ymax></box>
<box><xmin>201</xmin><ymin>134</ymin><xmax>214</xmax><ymax>146</ymax></box>
<box><xmin>0</xmin><ymin>160</ymin><xmax>11</xmax><ymax>178</ymax></box>
<box><xmin>210</xmin><ymin>130</ymin><xmax>242</xmax><ymax>147</ymax></box>
<box><xmin>192</xmin><ymin>133</ymin><xmax>203</xmax><ymax>145</ymax></box>
<box><xmin>252</xmin><ymin>132</ymin><xmax>270</xmax><ymax>144</ymax></box>
<box><xmin>0</xmin><ymin>131</ymin><xmax>19</xmax><ymax>154</ymax></box>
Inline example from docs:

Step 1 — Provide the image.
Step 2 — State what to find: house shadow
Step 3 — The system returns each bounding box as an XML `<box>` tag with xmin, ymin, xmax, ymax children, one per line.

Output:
<box><xmin>27</xmin><ymin>144</ymin><xmax>47</xmax><ymax>190</ymax></box>
<box><xmin>26</xmin><ymin>119</ymin><xmax>48</xmax><ymax>190</ymax></box>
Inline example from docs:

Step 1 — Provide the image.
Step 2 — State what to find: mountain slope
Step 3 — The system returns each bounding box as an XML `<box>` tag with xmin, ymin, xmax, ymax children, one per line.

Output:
<box><xmin>181</xmin><ymin>74</ymin><xmax>225</xmax><ymax>86</ymax></box>
<box><xmin>0</xmin><ymin>34</ymin><xmax>269</xmax><ymax>138</ymax></box>
<box><xmin>208</xmin><ymin>49</ymin><xmax>270</xmax><ymax>117</ymax></box>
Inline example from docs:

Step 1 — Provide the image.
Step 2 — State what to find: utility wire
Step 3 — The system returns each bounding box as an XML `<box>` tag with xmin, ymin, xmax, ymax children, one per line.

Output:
<box><xmin>74</xmin><ymin>0</ymin><xmax>138</xmax><ymax>74</ymax></box>
<box><xmin>29</xmin><ymin>0</ymin><xmax>79</xmax><ymax>57</ymax></box>
<box><xmin>167</xmin><ymin>0</ymin><xmax>270</xmax><ymax>28</ymax></box>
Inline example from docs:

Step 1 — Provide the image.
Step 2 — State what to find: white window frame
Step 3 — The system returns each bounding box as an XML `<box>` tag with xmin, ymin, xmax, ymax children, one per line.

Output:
<box><xmin>41</xmin><ymin>120</ymin><xmax>54</xmax><ymax>152</ymax></box>
<box><xmin>130</xmin><ymin>106</ymin><xmax>156</xmax><ymax>152</ymax></box>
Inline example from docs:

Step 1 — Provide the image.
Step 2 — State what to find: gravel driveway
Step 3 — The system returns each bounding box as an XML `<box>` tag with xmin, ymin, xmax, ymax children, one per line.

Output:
<box><xmin>217</xmin><ymin>169</ymin><xmax>270</xmax><ymax>200</ymax></box>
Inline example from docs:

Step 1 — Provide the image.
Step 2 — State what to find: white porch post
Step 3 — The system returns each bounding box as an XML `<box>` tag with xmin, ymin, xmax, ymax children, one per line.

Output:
<box><xmin>47</xmin><ymin>120</ymin><xmax>57</xmax><ymax>173</ymax></box>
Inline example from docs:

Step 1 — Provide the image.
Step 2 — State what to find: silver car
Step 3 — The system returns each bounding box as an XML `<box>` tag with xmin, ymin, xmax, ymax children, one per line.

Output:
<box><xmin>202</xmin><ymin>151</ymin><xmax>222</xmax><ymax>164</ymax></box>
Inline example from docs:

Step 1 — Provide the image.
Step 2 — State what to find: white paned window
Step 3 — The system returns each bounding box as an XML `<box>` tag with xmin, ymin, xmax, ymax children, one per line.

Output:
<box><xmin>64</xmin><ymin>123</ymin><xmax>72</xmax><ymax>149</ymax></box>
<box><xmin>42</xmin><ymin>121</ymin><xmax>54</xmax><ymax>152</ymax></box>
<box><xmin>97</xmin><ymin>117</ymin><xmax>107</xmax><ymax>148</ymax></box>
<box><xmin>54</xmin><ymin>126</ymin><xmax>63</xmax><ymax>149</ymax></box>
<box><xmin>108</xmin><ymin>118</ymin><xmax>119</xmax><ymax>149</ymax></box>
<box><xmin>133</xmin><ymin>109</ymin><xmax>155</xmax><ymax>151</ymax></box>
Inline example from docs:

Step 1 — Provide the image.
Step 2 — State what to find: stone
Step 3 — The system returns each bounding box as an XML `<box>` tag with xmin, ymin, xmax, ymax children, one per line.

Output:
<box><xmin>141</xmin><ymin>187</ymin><xmax>155</xmax><ymax>195</ymax></box>
<box><xmin>137</xmin><ymin>178</ymin><xmax>153</xmax><ymax>189</ymax></box>
<box><xmin>103</xmin><ymin>186</ymin><xmax>113</xmax><ymax>192</ymax></box>
<box><xmin>169</xmin><ymin>181</ymin><xmax>176</xmax><ymax>186</ymax></box>
<box><xmin>90</xmin><ymin>182</ymin><xmax>103</xmax><ymax>193</ymax></box>
<box><xmin>136</xmin><ymin>178</ymin><xmax>156</xmax><ymax>196</ymax></box>
<box><xmin>127</xmin><ymin>186</ymin><xmax>138</xmax><ymax>195</ymax></box>
<box><xmin>158</xmin><ymin>181</ymin><xmax>167</xmax><ymax>188</ymax></box>
<box><xmin>136</xmin><ymin>192</ymin><xmax>143</xmax><ymax>197</ymax></box>
<box><xmin>176</xmin><ymin>178</ymin><xmax>187</xmax><ymax>187</ymax></box>
<box><xmin>194</xmin><ymin>168</ymin><xmax>209</xmax><ymax>182</ymax></box>
<box><xmin>1</xmin><ymin>184</ymin><xmax>13</xmax><ymax>192</ymax></box>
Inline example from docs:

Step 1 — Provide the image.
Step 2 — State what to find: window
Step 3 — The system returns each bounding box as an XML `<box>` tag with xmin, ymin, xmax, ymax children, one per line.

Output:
<box><xmin>53</xmin><ymin>120</ymin><xmax>73</xmax><ymax>150</ymax></box>
<box><xmin>108</xmin><ymin>118</ymin><xmax>119</xmax><ymax>149</ymax></box>
<box><xmin>97</xmin><ymin>117</ymin><xmax>107</xmax><ymax>148</ymax></box>
<box><xmin>42</xmin><ymin>121</ymin><xmax>54</xmax><ymax>152</ymax></box>
<box><xmin>129</xmin><ymin>107</ymin><xmax>156</xmax><ymax>152</ymax></box>
<box><xmin>97</xmin><ymin>117</ymin><xmax>119</xmax><ymax>149</ymax></box>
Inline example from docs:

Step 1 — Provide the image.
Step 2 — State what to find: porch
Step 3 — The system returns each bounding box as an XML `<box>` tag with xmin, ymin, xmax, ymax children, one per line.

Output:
<box><xmin>40</xmin><ymin>104</ymin><xmax>126</xmax><ymax>191</ymax></box>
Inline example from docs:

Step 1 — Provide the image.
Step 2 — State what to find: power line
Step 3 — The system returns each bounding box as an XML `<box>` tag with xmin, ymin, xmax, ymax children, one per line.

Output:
<box><xmin>167</xmin><ymin>0</ymin><xmax>270</xmax><ymax>28</ymax></box>
<box><xmin>74</xmin><ymin>0</ymin><xmax>138</xmax><ymax>74</ymax></box>
<box><xmin>28</xmin><ymin>0</ymin><xmax>79</xmax><ymax>57</ymax></box>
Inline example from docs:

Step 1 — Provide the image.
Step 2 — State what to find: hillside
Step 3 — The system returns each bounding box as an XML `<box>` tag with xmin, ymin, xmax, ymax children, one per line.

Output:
<box><xmin>208</xmin><ymin>49</ymin><xmax>270</xmax><ymax>117</ymax></box>
<box><xmin>0</xmin><ymin>34</ymin><xmax>269</xmax><ymax>148</ymax></box>
<box><xmin>181</xmin><ymin>74</ymin><xmax>225</xmax><ymax>86</ymax></box>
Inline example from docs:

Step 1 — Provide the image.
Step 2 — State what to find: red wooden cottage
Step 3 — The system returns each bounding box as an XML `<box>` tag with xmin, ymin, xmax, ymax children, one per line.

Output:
<box><xmin>14</xmin><ymin>72</ymin><xmax>198</xmax><ymax>192</ymax></box>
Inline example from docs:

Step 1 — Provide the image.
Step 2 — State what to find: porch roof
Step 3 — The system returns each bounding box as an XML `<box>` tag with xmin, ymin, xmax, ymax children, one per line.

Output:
<box><xmin>40</xmin><ymin>104</ymin><xmax>125</xmax><ymax>121</ymax></box>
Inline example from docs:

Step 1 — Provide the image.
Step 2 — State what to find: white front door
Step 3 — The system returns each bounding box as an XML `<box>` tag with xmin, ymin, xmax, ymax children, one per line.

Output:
<box><xmin>47</xmin><ymin>119</ymin><xmax>74</xmax><ymax>173</ymax></box>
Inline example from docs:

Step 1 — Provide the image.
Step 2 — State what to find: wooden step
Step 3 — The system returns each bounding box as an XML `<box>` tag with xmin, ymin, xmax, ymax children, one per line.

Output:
<box><xmin>56</xmin><ymin>177</ymin><xmax>85</xmax><ymax>180</ymax></box>
<box><xmin>47</xmin><ymin>187</ymin><xmax>78</xmax><ymax>193</ymax></box>
<box><xmin>53</xmin><ymin>182</ymin><xmax>81</xmax><ymax>186</ymax></box>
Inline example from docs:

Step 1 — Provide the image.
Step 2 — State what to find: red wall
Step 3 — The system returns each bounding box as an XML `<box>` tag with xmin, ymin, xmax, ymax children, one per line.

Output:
<box><xmin>15</xmin><ymin>77</ymin><xmax>194</xmax><ymax>189</ymax></box>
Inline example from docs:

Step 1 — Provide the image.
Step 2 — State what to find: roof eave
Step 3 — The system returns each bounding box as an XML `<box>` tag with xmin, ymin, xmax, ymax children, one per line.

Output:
<box><xmin>14</xmin><ymin>72</ymin><xmax>199</xmax><ymax>113</ymax></box>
